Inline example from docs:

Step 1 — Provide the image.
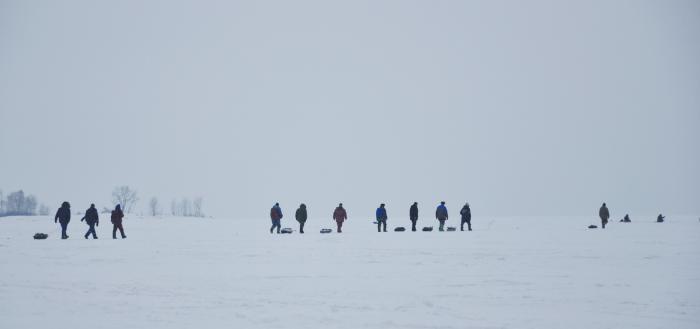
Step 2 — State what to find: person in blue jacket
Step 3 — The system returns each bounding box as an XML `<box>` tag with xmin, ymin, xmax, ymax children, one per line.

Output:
<box><xmin>376</xmin><ymin>203</ymin><xmax>388</xmax><ymax>232</ymax></box>
<box><xmin>435</xmin><ymin>201</ymin><xmax>448</xmax><ymax>231</ymax></box>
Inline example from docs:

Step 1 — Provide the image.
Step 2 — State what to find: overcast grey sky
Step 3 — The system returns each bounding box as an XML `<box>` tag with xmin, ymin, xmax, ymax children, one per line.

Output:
<box><xmin>1</xmin><ymin>0</ymin><xmax>698</xmax><ymax>219</ymax></box>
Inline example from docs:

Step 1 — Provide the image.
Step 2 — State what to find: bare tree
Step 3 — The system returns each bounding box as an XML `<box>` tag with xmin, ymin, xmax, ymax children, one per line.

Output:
<box><xmin>5</xmin><ymin>190</ymin><xmax>25</xmax><ymax>214</ymax></box>
<box><xmin>149</xmin><ymin>197</ymin><xmax>160</xmax><ymax>216</ymax></box>
<box><xmin>111</xmin><ymin>186</ymin><xmax>139</xmax><ymax>213</ymax></box>
<box><xmin>193</xmin><ymin>197</ymin><xmax>204</xmax><ymax>217</ymax></box>
<box><xmin>24</xmin><ymin>195</ymin><xmax>37</xmax><ymax>215</ymax></box>
<box><xmin>1</xmin><ymin>190</ymin><xmax>38</xmax><ymax>216</ymax></box>
<box><xmin>170</xmin><ymin>199</ymin><xmax>178</xmax><ymax>216</ymax></box>
<box><xmin>38</xmin><ymin>204</ymin><xmax>50</xmax><ymax>216</ymax></box>
<box><xmin>181</xmin><ymin>198</ymin><xmax>192</xmax><ymax>217</ymax></box>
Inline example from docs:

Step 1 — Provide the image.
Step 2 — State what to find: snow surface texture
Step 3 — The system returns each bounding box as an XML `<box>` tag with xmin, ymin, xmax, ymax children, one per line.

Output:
<box><xmin>1</xmin><ymin>215</ymin><xmax>698</xmax><ymax>329</ymax></box>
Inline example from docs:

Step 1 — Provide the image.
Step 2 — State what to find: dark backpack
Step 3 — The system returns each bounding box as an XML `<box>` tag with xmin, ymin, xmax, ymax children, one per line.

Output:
<box><xmin>394</xmin><ymin>227</ymin><xmax>406</xmax><ymax>232</ymax></box>
<box><xmin>422</xmin><ymin>226</ymin><xmax>433</xmax><ymax>232</ymax></box>
<box><xmin>33</xmin><ymin>233</ymin><xmax>48</xmax><ymax>239</ymax></box>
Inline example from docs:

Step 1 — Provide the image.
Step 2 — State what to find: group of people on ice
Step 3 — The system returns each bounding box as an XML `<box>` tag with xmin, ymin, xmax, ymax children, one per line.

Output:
<box><xmin>54</xmin><ymin>202</ymin><xmax>127</xmax><ymax>239</ymax></box>
<box><xmin>598</xmin><ymin>203</ymin><xmax>665</xmax><ymax>229</ymax></box>
<box><xmin>269</xmin><ymin>201</ymin><xmax>473</xmax><ymax>233</ymax></box>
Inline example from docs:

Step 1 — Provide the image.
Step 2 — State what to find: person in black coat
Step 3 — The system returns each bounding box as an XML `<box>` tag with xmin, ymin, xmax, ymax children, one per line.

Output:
<box><xmin>295</xmin><ymin>204</ymin><xmax>308</xmax><ymax>234</ymax></box>
<box><xmin>599</xmin><ymin>203</ymin><xmax>610</xmax><ymax>229</ymax></box>
<box><xmin>111</xmin><ymin>204</ymin><xmax>126</xmax><ymax>239</ymax></box>
<box><xmin>54</xmin><ymin>202</ymin><xmax>71</xmax><ymax>239</ymax></box>
<box><xmin>657</xmin><ymin>214</ymin><xmax>665</xmax><ymax>223</ymax></box>
<box><xmin>409</xmin><ymin>202</ymin><xmax>418</xmax><ymax>231</ymax></box>
<box><xmin>80</xmin><ymin>204</ymin><xmax>99</xmax><ymax>239</ymax></box>
<box><xmin>460</xmin><ymin>203</ymin><xmax>472</xmax><ymax>231</ymax></box>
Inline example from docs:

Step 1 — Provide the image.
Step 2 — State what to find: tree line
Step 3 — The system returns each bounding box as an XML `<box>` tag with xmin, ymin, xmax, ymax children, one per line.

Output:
<box><xmin>0</xmin><ymin>186</ymin><xmax>205</xmax><ymax>218</ymax></box>
<box><xmin>0</xmin><ymin>189</ymin><xmax>49</xmax><ymax>217</ymax></box>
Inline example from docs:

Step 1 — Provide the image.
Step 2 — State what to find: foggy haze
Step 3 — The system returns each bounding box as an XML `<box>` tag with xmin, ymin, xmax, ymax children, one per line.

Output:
<box><xmin>1</xmin><ymin>0</ymin><xmax>698</xmax><ymax>219</ymax></box>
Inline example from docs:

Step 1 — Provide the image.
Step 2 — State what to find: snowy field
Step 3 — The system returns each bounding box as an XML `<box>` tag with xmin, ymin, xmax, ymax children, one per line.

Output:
<box><xmin>1</xmin><ymin>215</ymin><xmax>699</xmax><ymax>329</ymax></box>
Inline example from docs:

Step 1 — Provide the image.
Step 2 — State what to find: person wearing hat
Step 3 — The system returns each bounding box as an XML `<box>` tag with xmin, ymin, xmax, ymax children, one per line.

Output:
<box><xmin>376</xmin><ymin>203</ymin><xmax>388</xmax><ymax>232</ymax></box>
<box><xmin>295</xmin><ymin>203</ymin><xmax>308</xmax><ymax>234</ymax></box>
<box><xmin>111</xmin><ymin>204</ymin><xmax>126</xmax><ymax>239</ymax></box>
<box><xmin>80</xmin><ymin>203</ymin><xmax>99</xmax><ymax>239</ymax></box>
<box><xmin>54</xmin><ymin>201</ymin><xmax>71</xmax><ymax>239</ymax></box>
<box><xmin>270</xmin><ymin>202</ymin><xmax>283</xmax><ymax>234</ymax></box>
<box><xmin>435</xmin><ymin>201</ymin><xmax>448</xmax><ymax>231</ymax></box>
<box><xmin>333</xmin><ymin>203</ymin><xmax>347</xmax><ymax>233</ymax></box>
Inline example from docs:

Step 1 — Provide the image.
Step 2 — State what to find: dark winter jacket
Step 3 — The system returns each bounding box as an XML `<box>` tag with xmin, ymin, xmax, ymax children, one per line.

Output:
<box><xmin>295</xmin><ymin>206</ymin><xmax>307</xmax><ymax>222</ymax></box>
<box><xmin>333</xmin><ymin>207</ymin><xmax>347</xmax><ymax>221</ymax></box>
<box><xmin>409</xmin><ymin>203</ymin><xmax>418</xmax><ymax>220</ymax></box>
<box><xmin>376</xmin><ymin>207</ymin><xmax>387</xmax><ymax>221</ymax></box>
<box><xmin>55</xmin><ymin>205</ymin><xmax>71</xmax><ymax>224</ymax></box>
<box><xmin>82</xmin><ymin>207</ymin><xmax>99</xmax><ymax>225</ymax></box>
<box><xmin>270</xmin><ymin>205</ymin><xmax>283</xmax><ymax>220</ymax></box>
<box><xmin>460</xmin><ymin>205</ymin><xmax>471</xmax><ymax>220</ymax></box>
<box><xmin>111</xmin><ymin>209</ymin><xmax>124</xmax><ymax>224</ymax></box>
<box><xmin>599</xmin><ymin>205</ymin><xmax>610</xmax><ymax>221</ymax></box>
<box><xmin>436</xmin><ymin>204</ymin><xmax>448</xmax><ymax>220</ymax></box>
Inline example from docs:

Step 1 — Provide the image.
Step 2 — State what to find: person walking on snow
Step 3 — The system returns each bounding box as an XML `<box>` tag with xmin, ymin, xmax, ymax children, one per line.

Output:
<box><xmin>376</xmin><ymin>203</ymin><xmax>388</xmax><ymax>232</ymax></box>
<box><xmin>460</xmin><ymin>202</ymin><xmax>472</xmax><ymax>231</ymax></box>
<box><xmin>295</xmin><ymin>204</ymin><xmax>308</xmax><ymax>234</ymax></box>
<box><xmin>409</xmin><ymin>202</ymin><xmax>419</xmax><ymax>232</ymax></box>
<box><xmin>81</xmin><ymin>203</ymin><xmax>99</xmax><ymax>239</ymax></box>
<box><xmin>111</xmin><ymin>204</ymin><xmax>126</xmax><ymax>239</ymax></box>
<box><xmin>333</xmin><ymin>203</ymin><xmax>347</xmax><ymax>233</ymax></box>
<box><xmin>436</xmin><ymin>201</ymin><xmax>448</xmax><ymax>231</ymax></box>
<box><xmin>270</xmin><ymin>203</ymin><xmax>283</xmax><ymax>234</ymax></box>
<box><xmin>599</xmin><ymin>203</ymin><xmax>610</xmax><ymax>229</ymax></box>
<box><xmin>54</xmin><ymin>201</ymin><xmax>71</xmax><ymax>239</ymax></box>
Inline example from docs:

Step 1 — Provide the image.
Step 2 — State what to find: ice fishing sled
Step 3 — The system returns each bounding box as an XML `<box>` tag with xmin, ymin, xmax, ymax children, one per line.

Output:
<box><xmin>33</xmin><ymin>233</ymin><xmax>48</xmax><ymax>239</ymax></box>
<box><xmin>394</xmin><ymin>227</ymin><xmax>406</xmax><ymax>232</ymax></box>
<box><xmin>422</xmin><ymin>227</ymin><xmax>433</xmax><ymax>232</ymax></box>
<box><xmin>280</xmin><ymin>228</ymin><xmax>293</xmax><ymax>234</ymax></box>
<box><xmin>320</xmin><ymin>228</ymin><xmax>333</xmax><ymax>234</ymax></box>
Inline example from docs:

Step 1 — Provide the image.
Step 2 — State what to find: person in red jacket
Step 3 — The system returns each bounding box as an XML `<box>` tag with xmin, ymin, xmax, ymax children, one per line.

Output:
<box><xmin>111</xmin><ymin>204</ymin><xmax>126</xmax><ymax>239</ymax></box>
<box><xmin>333</xmin><ymin>203</ymin><xmax>347</xmax><ymax>233</ymax></box>
<box><xmin>270</xmin><ymin>203</ymin><xmax>283</xmax><ymax>234</ymax></box>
